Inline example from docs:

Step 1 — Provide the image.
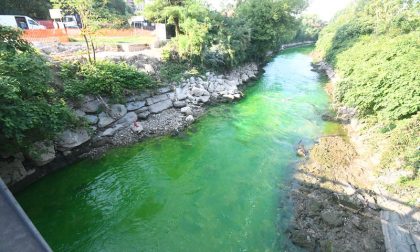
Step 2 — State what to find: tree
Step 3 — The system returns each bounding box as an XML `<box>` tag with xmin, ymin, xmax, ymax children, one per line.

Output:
<box><xmin>51</xmin><ymin>0</ymin><xmax>108</xmax><ymax>63</ymax></box>
<box><xmin>144</xmin><ymin>0</ymin><xmax>187</xmax><ymax>36</ymax></box>
<box><xmin>294</xmin><ymin>14</ymin><xmax>326</xmax><ymax>41</ymax></box>
<box><xmin>0</xmin><ymin>0</ymin><xmax>52</xmax><ymax>19</ymax></box>
<box><xmin>236</xmin><ymin>0</ymin><xmax>308</xmax><ymax>60</ymax></box>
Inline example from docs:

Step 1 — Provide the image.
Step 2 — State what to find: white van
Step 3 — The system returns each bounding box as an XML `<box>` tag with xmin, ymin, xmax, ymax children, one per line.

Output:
<box><xmin>0</xmin><ymin>15</ymin><xmax>46</xmax><ymax>29</ymax></box>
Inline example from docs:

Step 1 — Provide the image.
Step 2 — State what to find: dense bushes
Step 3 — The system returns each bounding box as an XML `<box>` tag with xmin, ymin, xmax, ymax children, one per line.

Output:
<box><xmin>61</xmin><ymin>61</ymin><xmax>154</xmax><ymax>99</ymax></box>
<box><xmin>0</xmin><ymin>26</ymin><xmax>73</xmax><ymax>150</ymax></box>
<box><xmin>316</xmin><ymin>0</ymin><xmax>419</xmax><ymax>120</ymax></box>
<box><xmin>314</xmin><ymin>0</ymin><xmax>419</xmax><ymax>192</ymax></box>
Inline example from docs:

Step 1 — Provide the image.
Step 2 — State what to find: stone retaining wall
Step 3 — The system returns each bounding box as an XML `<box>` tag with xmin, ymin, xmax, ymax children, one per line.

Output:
<box><xmin>1</xmin><ymin>63</ymin><xmax>259</xmax><ymax>190</ymax></box>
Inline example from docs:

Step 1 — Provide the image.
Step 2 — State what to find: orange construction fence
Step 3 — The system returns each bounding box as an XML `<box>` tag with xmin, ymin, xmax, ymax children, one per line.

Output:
<box><xmin>23</xmin><ymin>29</ymin><xmax>69</xmax><ymax>43</ymax></box>
<box><xmin>22</xmin><ymin>28</ymin><xmax>155</xmax><ymax>43</ymax></box>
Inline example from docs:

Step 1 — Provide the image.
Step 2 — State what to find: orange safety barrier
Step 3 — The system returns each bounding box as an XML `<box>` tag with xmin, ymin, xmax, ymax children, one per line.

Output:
<box><xmin>22</xmin><ymin>29</ymin><xmax>69</xmax><ymax>43</ymax></box>
<box><xmin>22</xmin><ymin>28</ymin><xmax>155</xmax><ymax>43</ymax></box>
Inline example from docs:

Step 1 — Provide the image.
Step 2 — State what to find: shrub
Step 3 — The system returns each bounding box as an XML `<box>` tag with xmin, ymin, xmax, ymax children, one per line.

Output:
<box><xmin>0</xmin><ymin>26</ymin><xmax>73</xmax><ymax>150</ymax></box>
<box><xmin>62</xmin><ymin>61</ymin><xmax>155</xmax><ymax>99</ymax></box>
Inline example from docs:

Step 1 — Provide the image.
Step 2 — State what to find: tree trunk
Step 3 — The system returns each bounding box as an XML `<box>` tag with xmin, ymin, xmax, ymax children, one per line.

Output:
<box><xmin>174</xmin><ymin>17</ymin><xmax>181</xmax><ymax>36</ymax></box>
<box><xmin>90</xmin><ymin>37</ymin><xmax>96</xmax><ymax>63</ymax></box>
<box><xmin>83</xmin><ymin>34</ymin><xmax>92</xmax><ymax>64</ymax></box>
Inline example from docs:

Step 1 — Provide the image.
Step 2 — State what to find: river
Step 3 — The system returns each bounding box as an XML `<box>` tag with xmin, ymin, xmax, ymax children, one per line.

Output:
<box><xmin>17</xmin><ymin>46</ymin><xmax>337</xmax><ymax>251</ymax></box>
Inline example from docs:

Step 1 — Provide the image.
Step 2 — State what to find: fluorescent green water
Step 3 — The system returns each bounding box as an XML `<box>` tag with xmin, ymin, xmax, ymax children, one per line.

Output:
<box><xmin>17</xmin><ymin>47</ymin><xmax>335</xmax><ymax>251</ymax></box>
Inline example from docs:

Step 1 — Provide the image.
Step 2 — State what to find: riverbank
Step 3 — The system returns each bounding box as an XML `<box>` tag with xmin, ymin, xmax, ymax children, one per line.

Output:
<box><xmin>0</xmin><ymin>41</ymin><xmax>316</xmax><ymax>192</ymax></box>
<box><xmin>288</xmin><ymin>61</ymin><xmax>419</xmax><ymax>251</ymax></box>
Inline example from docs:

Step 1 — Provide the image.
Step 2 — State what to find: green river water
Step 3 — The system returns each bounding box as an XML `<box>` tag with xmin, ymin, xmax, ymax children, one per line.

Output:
<box><xmin>17</xmin><ymin>47</ymin><xmax>336</xmax><ymax>251</ymax></box>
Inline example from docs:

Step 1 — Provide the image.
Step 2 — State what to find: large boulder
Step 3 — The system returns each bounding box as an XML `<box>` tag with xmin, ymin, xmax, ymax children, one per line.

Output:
<box><xmin>180</xmin><ymin>106</ymin><xmax>193</xmax><ymax>115</ymax></box>
<box><xmin>109</xmin><ymin>104</ymin><xmax>127</xmax><ymax>119</ymax></box>
<box><xmin>27</xmin><ymin>141</ymin><xmax>55</xmax><ymax>166</ymax></box>
<box><xmin>115</xmin><ymin>112</ymin><xmax>138</xmax><ymax>127</ymax></box>
<box><xmin>191</xmin><ymin>87</ymin><xmax>210</xmax><ymax>97</ymax></box>
<box><xmin>57</xmin><ymin>129</ymin><xmax>90</xmax><ymax>150</ymax></box>
<box><xmin>146</xmin><ymin>94</ymin><xmax>169</xmax><ymax>105</ymax></box>
<box><xmin>0</xmin><ymin>156</ymin><xmax>28</xmax><ymax>184</ymax></box>
<box><xmin>149</xmin><ymin>99</ymin><xmax>173</xmax><ymax>114</ymax></box>
<box><xmin>197</xmin><ymin>96</ymin><xmax>210</xmax><ymax>103</ymax></box>
<box><xmin>126</xmin><ymin>101</ymin><xmax>146</xmax><ymax>111</ymax></box>
<box><xmin>81</xmin><ymin>98</ymin><xmax>101</xmax><ymax>113</ymax></box>
<box><xmin>83</xmin><ymin>115</ymin><xmax>99</xmax><ymax>125</ymax></box>
<box><xmin>176</xmin><ymin>87</ymin><xmax>188</xmax><ymax>100</ymax></box>
<box><xmin>100</xmin><ymin>124</ymin><xmax>124</xmax><ymax>137</ymax></box>
<box><xmin>98</xmin><ymin>112</ymin><xmax>116</xmax><ymax>128</ymax></box>
<box><xmin>173</xmin><ymin>100</ymin><xmax>187</xmax><ymax>108</ymax></box>
<box><xmin>185</xmin><ymin>115</ymin><xmax>194</xmax><ymax>123</ymax></box>
<box><xmin>137</xmin><ymin>111</ymin><xmax>150</xmax><ymax>119</ymax></box>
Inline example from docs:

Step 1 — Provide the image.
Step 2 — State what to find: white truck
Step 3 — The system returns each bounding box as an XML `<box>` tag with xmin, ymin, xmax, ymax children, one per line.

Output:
<box><xmin>0</xmin><ymin>15</ymin><xmax>46</xmax><ymax>29</ymax></box>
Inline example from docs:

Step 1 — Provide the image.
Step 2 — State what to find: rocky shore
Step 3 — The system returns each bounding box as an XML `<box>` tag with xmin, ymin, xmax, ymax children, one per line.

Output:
<box><xmin>288</xmin><ymin>62</ymin><xmax>419</xmax><ymax>251</ymax></box>
<box><xmin>0</xmin><ymin>61</ymin><xmax>259</xmax><ymax>192</ymax></box>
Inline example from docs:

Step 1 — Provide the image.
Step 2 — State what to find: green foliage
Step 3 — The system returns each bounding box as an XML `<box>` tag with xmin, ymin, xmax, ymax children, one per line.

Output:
<box><xmin>294</xmin><ymin>14</ymin><xmax>326</xmax><ymax>42</ymax></box>
<box><xmin>62</xmin><ymin>61</ymin><xmax>154</xmax><ymax>99</ymax></box>
<box><xmin>236</xmin><ymin>0</ymin><xmax>307</xmax><ymax>61</ymax></box>
<box><xmin>0</xmin><ymin>26</ymin><xmax>73</xmax><ymax>150</ymax></box>
<box><xmin>0</xmin><ymin>0</ymin><xmax>52</xmax><ymax>19</ymax></box>
<box><xmin>315</xmin><ymin>0</ymin><xmax>420</xmax><ymax>203</ymax></box>
<box><xmin>335</xmin><ymin>32</ymin><xmax>419</xmax><ymax>120</ymax></box>
<box><xmin>316</xmin><ymin>0</ymin><xmax>420</xmax><ymax>120</ymax></box>
<box><xmin>151</xmin><ymin>0</ymin><xmax>307</xmax><ymax>71</ymax></box>
<box><xmin>159</xmin><ymin>61</ymin><xmax>202</xmax><ymax>83</ymax></box>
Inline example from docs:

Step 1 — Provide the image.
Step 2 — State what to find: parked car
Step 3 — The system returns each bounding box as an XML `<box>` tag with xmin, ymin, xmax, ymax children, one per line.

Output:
<box><xmin>0</xmin><ymin>15</ymin><xmax>46</xmax><ymax>29</ymax></box>
<box><xmin>62</xmin><ymin>15</ymin><xmax>80</xmax><ymax>28</ymax></box>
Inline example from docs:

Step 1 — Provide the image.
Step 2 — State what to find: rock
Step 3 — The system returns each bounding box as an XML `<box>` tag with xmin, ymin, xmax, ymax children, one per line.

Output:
<box><xmin>180</xmin><ymin>106</ymin><xmax>193</xmax><ymax>115</ymax></box>
<box><xmin>109</xmin><ymin>104</ymin><xmax>127</xmax><ymax>119</ymax></box>
<box><xmin>83</xmin><ymin>115</ymin><xmax>98</xmax><ymax>125</ymax></box>
<box><xmin>175</xmin><ymin>87</ymin><xmax>188</xmax><ymax>100</ymax></box>
<box><xmin>173</xmin><ymin>100</ymin><xmax>187</xmax><ymax>108</ymax></box>
<box><xmin>144</xmin><ymin>64</ymin><xmax>155</xmax><ymax>74</ymax></box>
<box><xmin>98</xmin><ymin>112</ymin><xmax>116</xmax><ymax>128</ymax></box>
<box><xmin>100</xmin><ymin>125</ymin><xmax>124</xmax><ymax>137</ymax></box>
<box><xmin>321</xmin><ymin>210</ymin><xmax>344</xmax><ymax>227</ymax></box>
<box><xmin>289</xmin><ymin>229</ymin><xmax>316</xmax><ymax>250</ymax></box>
<box><xmin>73</xmin><ymin>109</ymin><xmax>86</xmax><ymax>117</ymax></box>
<box><xmin>167</xmin><ymin>92</ymin><xmax>175</xmax><ymax>101</ymax></box>
<box><xmin>350</xmin><ymin>215</ymin><xmax>365</xmax><ymax>230</ymax></box>
<box><xmin>115</xmin><ymin>112</ymin><xmax>138</xmax><ymax>127</ymax></box>
<box><xmin>307</xmin><ymin>198</ymin><xmax>323</xmax><ymax>216</ymax></box>
<box><xmin>57</xmin><ymin>129</ymin><xmax>90</xmax><ymax>150</ymax></box>
<box><xmin>130</xmin><ymin>121</ymin><xmax>143</xmax><ymax>133</ymax></box>
<box><xmin>185</xmin><ymin>115</ymin><xmax>194</xmax><ymax>123</ymax></box>
<box><xmin>157</xmin><ymin>86</ymin><xmax>171</xmax><ymax>94</ymax></box>
<box><xmin>27</xmin><ymin>141</ymin><xmax>55</xmax><ymax>166</ymax></box>
<box><xmin>134</xmin><ymin>106</ymin><xmax>149</xmax><ymax>113</ymax></box>
<box><xmin>191</xmin><ymin>87</ymin><xmax>210</xmax><ymax>97</ymax></box>
<box><xmin>197</xmin><ymin>95</ymin><xmax>210</xmax><ymax>103</ymax></box>
<box><xmin>137</xmin><ymin>111</ymin><xmax>151</xmax><ymax>119</ymax></box>
<box><xmin>81</xmin><ymin>99</ymin><xmax>101</xmax><ymax>113</ymax></box>
<box><xmin>146</xmin><ymin>94</ymin><xmax>169</xmax><ymax>105</ymax></box>
<box><xmin>149</xmin><ymin>99</ymin><xmax>173</xmax><ymax>114</ymax></box>
<box><xmin>0</xmin><ymin>158</ymin><xmax>27</xmax><ymax>184</ymax></box>
<box><xmin>126</xmin><ymin>101</ymin><xmax>146</xmax><ymax>111</ymax></box>
<box><xmin>233</xmin><ymin>93</ymin><xmax>241</xmax><ymax>99</ymax></box>
<box><xmin>222</xmin><ymin>94</ymin><xmax>235</xmax><ymax>101</ymax></box>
